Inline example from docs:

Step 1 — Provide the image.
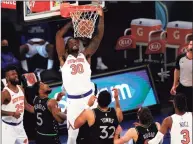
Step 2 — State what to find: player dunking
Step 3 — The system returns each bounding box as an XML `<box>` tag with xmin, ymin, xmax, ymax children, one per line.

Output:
<box><xmin>55</xmin><ymin>7</ymin><xmax>104</xmax><ymax>144</ymax></box>
<box><xmin>1</xmin><ymin>66</ymin><xmax>34</xmax><ymax>144</ymax></box>
<box><xmin>148</xmin><ymin>93</ymin><xmax>192</xmax><ymax>144</ymax></box>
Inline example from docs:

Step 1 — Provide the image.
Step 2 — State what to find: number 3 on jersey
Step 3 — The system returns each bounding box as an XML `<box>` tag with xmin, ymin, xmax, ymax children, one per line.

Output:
<box><xmin>70</xmin><ymin>64</ymin><xmax>84</xmax><ymax>75</ymax></box>
<box><xmin>181</xmin><ymin>129</ymin><xmax>190</xmax><ymax>144</ymax></box>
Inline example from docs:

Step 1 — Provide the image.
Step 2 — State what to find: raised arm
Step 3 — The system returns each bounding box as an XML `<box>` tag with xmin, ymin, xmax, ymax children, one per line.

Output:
<box><xmin>84</xmin><ymin>7</ymin><xmax>104</xmax><ymax>56</ymax></box>
<box><xmin>112</xmin><ymin>88</ymin><xmax>123</xmax><ymax>123</ymax></box>
<box><xmin>74</xmin><ymin>109</ymin><xmax>88</xmax><ymax>129</ymax></box>
<box><xmin>55</xmin><ymin>22</ymin><xmax>72</xmax><ymax>66</ymax></box>
<box><xmin>47</xmin><ymin>99</ymin><xmax>66</xmax><ymax>124</ymax></box>
<box><xmin>74</xmin><ymin>95</ymin><xmax>97</xmax><ymax>129</ymax></box>
<box><xmin>114</xmin><ymin>126</ymin><xmax>136</xmax><ymax>144</ymax></box>
<box><xmin>24</xmin><ymin>97</ymin><xmax>34</xmax><ymax>113</ymax></box>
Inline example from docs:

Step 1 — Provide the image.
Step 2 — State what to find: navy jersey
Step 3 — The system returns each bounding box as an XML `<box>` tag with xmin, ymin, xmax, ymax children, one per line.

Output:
<box><xmin>134</xmin><ymin>123</ymin><xmax>158</xmax><ymax>144</ymax></box>
<box><xmin>90</xmin><ymin>107</ymin><xmax>119</xmax><ymax>144</ymax></box>
<box><xmin>34</xmin><ymin>96</ymin><xmax>59</xmax><ymax>135</ymax></box>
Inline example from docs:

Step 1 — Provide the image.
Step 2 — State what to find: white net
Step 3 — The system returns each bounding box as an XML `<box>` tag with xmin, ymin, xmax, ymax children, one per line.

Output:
<box><xmin>70</xmin><ymin>8</ymin><xmax>99</xmax><ymax>39</ymax></box>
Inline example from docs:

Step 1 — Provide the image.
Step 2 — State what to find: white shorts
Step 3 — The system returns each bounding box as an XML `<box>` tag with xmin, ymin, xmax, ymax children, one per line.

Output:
<box><xmin>67</xmin><ymin>91</ymin><xmax>98</xmax><ymax>127</ymax></box>
<box><xmin>26</xmin><ymin>42</ymin><xmax>49</xmax><ymax>58</ymax></box>
<box><xmin>2</xmin><ymin>121</ymin><xmax>28</xmax><ymax>144</ymax></box>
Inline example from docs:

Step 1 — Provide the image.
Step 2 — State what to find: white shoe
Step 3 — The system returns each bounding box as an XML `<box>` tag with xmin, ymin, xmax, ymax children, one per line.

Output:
<box><xmin>96</xmin><ymin>62</ymin><xmax>108</xmax><ymax>70</ymax></box>
<box><xmin>34</xmin><ymin>68</ymin><xmax>45</xmax><ymax>81</ymax></box>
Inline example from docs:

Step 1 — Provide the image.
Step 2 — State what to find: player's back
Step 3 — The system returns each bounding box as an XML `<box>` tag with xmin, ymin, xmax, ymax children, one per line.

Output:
<box><xmin>33</xmin><ymin>96</ymin><xmax>59</xmax><ymax>135</ymax></box>
<box><xmin>1</xmin><ymin>85</ymin><xmax>25</xmax><ymax>123</ymax></box>
<box><xmin>170</xmin><ymin>112</ymin><xmax>192</xmax><ymax>144</ymax></box>
<box><xmin>90</xmin><ymin>107</ymin><xmax>119</xmax><ymax>144</ymax></box>
<box><xmin>61</xmin><ymin>53</ymin><xmax>93</xmax><ymax>95</ymax></box>
<box><xmin>134</xmin><ymin>122</ymin><xmax>158</xmax><ymax>144</ymax></box>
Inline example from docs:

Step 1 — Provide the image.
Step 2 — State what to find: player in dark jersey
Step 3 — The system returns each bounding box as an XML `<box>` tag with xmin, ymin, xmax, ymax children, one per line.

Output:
<box><xmin>114</xmin><ymin>107</ymin><xmax>162</xmax><ymax>144</ymax></box>
<box><xmin>74</xmin><ymin>88</ymin><xmax>123</xmax><ymax>144</ymax></box>
<box><xmin>33</xmin><ymin>81</ymin><xmax>66</xmax><ymax>144</ymax></box>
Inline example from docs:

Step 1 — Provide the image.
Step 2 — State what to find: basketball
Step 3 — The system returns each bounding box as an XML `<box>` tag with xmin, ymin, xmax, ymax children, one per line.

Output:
<box><xmin>77</xmin><ymin>20</ymin><xmax>94</xmax><ymax>37</ymax></box>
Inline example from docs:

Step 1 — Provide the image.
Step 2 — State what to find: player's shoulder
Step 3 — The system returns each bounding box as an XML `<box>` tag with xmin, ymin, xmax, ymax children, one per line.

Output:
<box><xmin>129</xmin><ymin>127</ymin><xmax>138</xmax><ymax>136</ymax></box>
<box><xmin>79</xmin><ymin>52</ymin><xmax>87</xmax><ymax>58</ymax></box>
<box><xmin>17</xmin><ymin>85</ymin><xmax>24</xmax><ymax>91</ymax></box>
<box><xmin>155</xmin><ymin>121</ymin><xmax>161</xmax><ymax>126</ymax></box>
<box><xmin>130</xmin><ymin>127</ymin><xmax>137</xmax><ymax>132</ymax></box>
<box><xmin>155</xmin><ymin>122</ymin><xmax>161</xmax><ymax>130</ymax></box>
<box><xmin>163</xmin><ymin>116</ymin><xmax>173</xmax><ymax>126</ymax></box>
<box><xmin>186</xmin><ymin>112</ymin><xmax>193</xmax><ymax>117</ymax></box>
<box><xmin>1</xmin><ymin>88</ymin><xmax>12</xmax><ymax>100</ymax></box>
<box><xmin>2</xmin><ymin>88</ymin><xmax>10</xmax><ymax>95</ymax></box>
<box><xmin>176</xmin><ymin>53</ymin><xmax>186</xmax><ymax>61</ymax></box>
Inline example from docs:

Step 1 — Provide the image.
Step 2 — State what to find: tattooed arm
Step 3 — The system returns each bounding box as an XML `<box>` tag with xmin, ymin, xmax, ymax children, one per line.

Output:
<box><xmin>84</xmin><ymin>7</ymin><xmax>104</xmax><ymax>59</ymax></box>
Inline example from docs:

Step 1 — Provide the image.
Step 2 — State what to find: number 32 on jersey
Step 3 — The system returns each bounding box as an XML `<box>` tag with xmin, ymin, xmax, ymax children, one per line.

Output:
<box><xmin>70</xmin><ymin>64</ymin><xmax>84</xmax><ymax>75</ymax></box>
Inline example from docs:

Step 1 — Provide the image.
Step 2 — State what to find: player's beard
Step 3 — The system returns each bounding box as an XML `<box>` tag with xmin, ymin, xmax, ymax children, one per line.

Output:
<box><xmin>9</xmin><ymin>79</ymin><xmax>20</xmax><ymax>86</ymax></box>
<box><xmin>68</xmin><ymin>46</ymin><xmax>79</xmax><ymax>54</ymax></box>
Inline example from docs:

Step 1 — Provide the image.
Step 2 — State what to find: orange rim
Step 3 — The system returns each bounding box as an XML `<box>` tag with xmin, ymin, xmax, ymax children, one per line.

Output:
<box><xmin>60</xmin><ymin>3</ymin><xmax>100</xmax><ymax>18</ymax></box>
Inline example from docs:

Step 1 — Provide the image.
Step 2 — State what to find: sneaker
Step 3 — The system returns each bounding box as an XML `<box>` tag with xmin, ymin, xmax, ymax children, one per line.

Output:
<box><xmin>96</xmin><ymin>62</ymin><xmax>108</xmax><ymax>70</ymax></box>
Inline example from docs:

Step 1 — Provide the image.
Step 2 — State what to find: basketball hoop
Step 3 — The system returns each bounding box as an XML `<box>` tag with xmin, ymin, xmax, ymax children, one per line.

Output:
<box><xmin>60</xmin><ymin>3</ymin><xmax>100</xmax><ymax>39</ymax></box>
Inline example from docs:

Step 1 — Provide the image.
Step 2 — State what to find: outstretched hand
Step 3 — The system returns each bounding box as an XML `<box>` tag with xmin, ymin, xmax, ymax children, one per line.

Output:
<box><xmin>56</xmin><ymin>92</ymin><xmax>65</xmax><ymax>101</ymax></box>
<box><xmin>112</xmin><ymin>88</ymin><xmax>119</xmax><ymax>99</ymax></box>
<box><xmin>13</xmin><ymin>111</ymin><xmax>21</xmax><ymax>119</ymax></box>
<box><xmin>88</xmin><ymin>95</ymin><xmax>97</xmax><ymax>107</ymax></box>
<box><xmin>97</xmin><ymin>7</ymin><xmax>104</xmax><ymax>16</ymax></box>
<box><xmin>170</xmin><ymin>86</ymin><xmax>177</xmax><ymax>95</ymax></box>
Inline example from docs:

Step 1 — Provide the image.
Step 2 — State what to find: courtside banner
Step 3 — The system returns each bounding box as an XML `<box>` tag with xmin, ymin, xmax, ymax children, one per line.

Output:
<box><xmin>1</xmin><ymin>1</ymin><xmax>16</xmax><ymax>9</ymax></box>
<box><xmin>49</xmin><ymin>66</ymin><xmax>158</xmax><ymax>112</ymax></box>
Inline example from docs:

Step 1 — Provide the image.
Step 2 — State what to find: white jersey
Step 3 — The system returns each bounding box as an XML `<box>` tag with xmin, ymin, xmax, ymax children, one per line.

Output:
<box><xmin>61</xmin><ymin>53</ymin><xmax>93</xmax><ymax>95</ymax></box>
<box><xmin>170</xmin><ymin>112</ymin><xmax>192</xmax><ymax>144</ymax></box>
<box><xmin>2</xmin><ymin>85</ymin><xmax>25</xmax><ymax>123</ymax></box>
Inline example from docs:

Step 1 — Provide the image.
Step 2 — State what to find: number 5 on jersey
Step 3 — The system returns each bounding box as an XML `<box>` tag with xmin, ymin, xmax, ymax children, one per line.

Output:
<box><xmin>70</xmin><ymin>64</ymin><xmax>84</xmax><ymax>75</ymax></box>
<box><xmin>37</xmin><ymin>112</ymin><xmax>43</xmax><ymax>126</ymax></box>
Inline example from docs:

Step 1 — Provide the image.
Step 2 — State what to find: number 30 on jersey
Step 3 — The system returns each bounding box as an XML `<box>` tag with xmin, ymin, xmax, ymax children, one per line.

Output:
<box><xmin>70</xmin><ymin>64</ymin><xmax>84</xmax><ymax>75</ymax></box>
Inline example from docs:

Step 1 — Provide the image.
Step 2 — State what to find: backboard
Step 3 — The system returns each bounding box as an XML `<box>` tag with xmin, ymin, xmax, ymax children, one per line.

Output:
<box><xmin>23</xmin><ymin>1</ymin><xmax>105</xmax><ymax>22</ymax></box>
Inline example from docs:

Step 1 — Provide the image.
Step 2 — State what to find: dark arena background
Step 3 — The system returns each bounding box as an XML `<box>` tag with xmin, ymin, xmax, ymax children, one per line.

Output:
<box><xmin>1</xmin><ymin>1</ymin><xmax>193</xmax><ymax>144</ymax></box>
